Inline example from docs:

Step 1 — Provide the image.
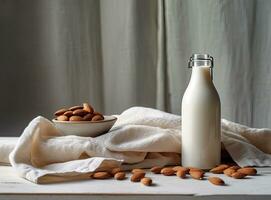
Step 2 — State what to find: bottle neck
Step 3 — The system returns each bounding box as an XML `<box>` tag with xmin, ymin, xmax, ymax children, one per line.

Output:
<box><xmin>190</xmin><ymin>66</ymin><xmax>212</xmax><ymax>83</ymax></box>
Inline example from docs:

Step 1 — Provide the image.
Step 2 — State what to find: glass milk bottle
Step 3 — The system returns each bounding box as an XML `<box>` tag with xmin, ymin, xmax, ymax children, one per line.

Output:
<box><xmin>181</xmin><ymin>54</ymin><xmax>221</xmax><ymax>169</ymax></box>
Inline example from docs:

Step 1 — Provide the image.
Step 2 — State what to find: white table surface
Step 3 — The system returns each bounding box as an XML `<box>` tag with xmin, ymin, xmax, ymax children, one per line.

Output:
<box><xmin>0</xmin><ymin>166</ymin><xmax>271</xmax><ymax>200</ymax></box>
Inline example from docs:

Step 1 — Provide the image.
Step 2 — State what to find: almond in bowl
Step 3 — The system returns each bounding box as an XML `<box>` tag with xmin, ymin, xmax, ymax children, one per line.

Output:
<box><xmin>52</xmin><ymin>103</ymin><xmax>117</xmax><ymax>137</ymax></box>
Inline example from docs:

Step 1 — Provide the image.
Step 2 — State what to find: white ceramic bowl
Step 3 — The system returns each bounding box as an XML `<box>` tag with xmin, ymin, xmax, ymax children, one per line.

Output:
<box><xmin>52</xmin><ymin>115</ymin><xmax>117</xmax><ymax>137</ymax></box>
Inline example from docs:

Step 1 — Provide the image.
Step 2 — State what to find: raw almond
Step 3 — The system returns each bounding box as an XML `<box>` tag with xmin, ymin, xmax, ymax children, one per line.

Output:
<box><xmin>231</xmin><ymin>172</ymin><xmax>246</xmax><ymax>179</ymax></box>
<box><xmin>210</xmin><ymin>164</ymin><xmax>229</xmax><ymax>174</ymax></box>
<box><xmin>189</xmin><ymin>170</ymin><xmax>204</xmax><ymax>180</ymax></box>
<box><xmin>83</xmin><ymin>103</ymin><xmax>94</xmax><ymax>113</ymax></box>
<box><xmin>188</xmin><ymin>167</ymin><xmax>204</xmax><ymax>172</ymax></box>
<box><xmin>56</xmin><ymin>115</ymin><xmax>69</xmax><ymax>121</ymax></box>
<box><xmin>223</xmin><ymin>168</ymin><xmax>236</xmax><ymax>177</ymax></box>
<box><xmin>63</xmin><ymin>110</ymin><xmax>73</xmax><ymax>117</ymax></box>
<box><xmin>173</xmin><ymin>166</ymin><xmax>189</xmax><ymax>174</ymax></box>
<box><xmin>93</xmin><ymin>172</ymin><xmax>111</xmax><ymax>179</ymax></box>
<box><xmin>161</xmin><ymin>167</ymin><xmax>175</xmax><ymax>176</ymax></box>
<box><xmin>114</xmin><ymin>172</ymin><xmax>126</xmax><ymax>180</ymax></box>
<box><xmin>111</xmin><ymin>167</ymin><xmax>123</xmax><ymax>175</ymax></box>
<box><xmin>141</xmin><ymin>177</ymin><xmax>152</xmax><ymax>186</ymax></box>
<box><xmin>219</xmin><ymin>164</ymin><xmax>230</xmax><ymax>168</ymax></box>
<box><xmin>92</xmin><ymin>114</ymin><xmax>104</xmax><ymax>121</ymax></box>
<box><xmin>130</xmin><ymin>172</ymin><xmax>145</xmax><ymax>182</ymax></box>
<box><xmin>83</xmin><ymin>113</ymin><xmax>93</xmax><ymax>121</ymax></box>
<box><xmin>73</xmin><ymin>109</ymin><xmax>88</xmax><ymax>116</ymax></box>
<box><xmin>54</xmin><ymin>108</ymin><xmax>68</xmax><ymax>116</ymax></box>
<box><xmin>69</xmin><ymin>115</ymin><xmax>83</xmax><ymax>121</ymax></box>
<box><xmin>188</xmin><ymin>167</ymin><xmax>201</xmax><ymax>170</ymax></box>
<box><xmin>189</xmin><ymin>168</ymin><xmax>205</xmax><ymax>174</ymax></box>
<box><xmin>176</xmin><ymin>169</ymin><xmax>186</xmax><ymax>178</ymax></box>
<box><xmin>69</xmin><ymin>105</ymin><xmax>83</xmax><ymax>111</ymax></box>
<box><xmin>229</xmin><ymin>165</ymin><xmax>240</xmax><ymax>170</ymax></box>
<box><xmin>208</xmin><ymin>177</ymin><xmax>225</xmax><ymax>186</ymax></box>
<box><xmin>132</xmin><ymin>169</ymin><xmax>145</xmax><ymax>174</ymax></box>
<box><xmin>150</xmin><ymin>166</ymin><xmax>163</xmax><ymax>174</ymax></box>
<box><xmin>237</xmin><ymin>167</ymin><xmax>257</xmax><ymax>176</ymax></box>
<box><xmin>172</xmin><ymin>166</ymin><xmax>181</xmax><ymax>171</ymax></box>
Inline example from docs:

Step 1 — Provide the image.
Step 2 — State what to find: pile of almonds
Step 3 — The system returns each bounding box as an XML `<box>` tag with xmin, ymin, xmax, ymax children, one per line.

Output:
<box><xmin>54</xmin><ymin>103</ymin><xmax>104</xmax><ymax>122</ymax></box>
<box><xmin>87</xmin><ymin>164</ymin><xmax>257</xmax><ymax>187</ymax></box>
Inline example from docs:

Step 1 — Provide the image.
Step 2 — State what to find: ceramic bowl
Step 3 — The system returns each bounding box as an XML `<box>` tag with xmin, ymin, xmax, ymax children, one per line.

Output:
<box><xmin>52</xmin><ymin>115</ymin><xmax>117</xmax><ymax>137</ymax></box>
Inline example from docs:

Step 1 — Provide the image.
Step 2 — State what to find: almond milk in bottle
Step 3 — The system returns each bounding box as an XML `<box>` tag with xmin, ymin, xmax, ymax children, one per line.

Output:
<box><xmin>181</xmin><ymin>54</ymin><xmax>221</xmax><ymax>169</ymax></box>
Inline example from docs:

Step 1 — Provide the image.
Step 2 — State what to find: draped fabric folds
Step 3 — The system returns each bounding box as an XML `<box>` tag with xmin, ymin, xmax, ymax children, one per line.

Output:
<box><xmin>0</xmin><ymin>0</ymin><xmax>270</xmax><ymax>136</ymax></box>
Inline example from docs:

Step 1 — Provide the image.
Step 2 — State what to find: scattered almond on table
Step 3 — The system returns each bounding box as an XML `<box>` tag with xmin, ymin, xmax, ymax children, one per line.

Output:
<box><xmin>93</xmin><ymin>172</ymin><xmax>112</xmax><ymax>179</ymax></box>
<box><xmin>173</xmin><ymin>166</ymin><xmax>189</xmax><ymax>174</ymax></box>
<box><xmin>210</xmin><ymin>164</ymin><xmax>229</xmax><ymax>174</ymax></box>
<box><xmin>141</xmin><ymin>177</ymin><xmax>152</xmax><ymax>186</ymax></box>
<box><xmin>131</xmin><ymin>168</ymin><xmax>145</xmax><ymax>174</ymax></box>
<box><xmin>176</xmin><ymin>169</ymin><xmax>186</xmax><ymax>178</ymax></box>
<box><xmin>222</xmin><ymin>166</ymin><xmax>256</xmax><ymax>179</ymax></box>
<box><xmin>231</xmin><ymin>172</ymin><xmax>247</xmax><ymax>179</ymax></box>
<box><xmin>189</xmin><ymin>169</ymin><xmax>204</xmax><ymax>180</ymax></box>
<box><xmin>111</xmin><ymin>167</ymin><xmax>123</xmax><ymax>175</ymax></box>
<box><xmin>86</xmin><ymin>164</ymin><xmax>258</xmax><ymax>187</ymax></box>
<box><xmin>161</xmin><ymin>167</ymin><xmax>175</xmax><ymax>176</ymax></box>
<box><xmin>130</xmin><ymin>172</ymin><xmax>145</xmax><ymax>182</ymax></box>
<box><xmin>150</xmin><ymin>166</ymin><xmax>163</xmax><ymax>174</ymax></box>
<box><xmin>188</xmin><ymin>167</ymin><xmax>202</xmax><ymax>171</ymax></box>
<box><xmin>228</xmin><ymin>165</ymin><xmax>240</xmax><ymax>170</ymax></box>
<box><xmin>208</xmin><ymin>177</ymin><xmax>225</xmax><ymax>186</ymax></box>
<box><xmin>223</xmin><ymin>168</ymin><xmax>236</xmax><ymax>177</ymax></box>
<box><xmin>54</xmin><ymin>103</ymin><xmax>104</xmax><ymax>122</ymax></box>
<box><xmin>237</xmin><ymin>167</ymin><xmax>257</xmax><ymax>176</ymax></box>
<box><xmin>114</xmin><ymin>172</ymin><xmax>126</xmax><ymax>180</ymax></box>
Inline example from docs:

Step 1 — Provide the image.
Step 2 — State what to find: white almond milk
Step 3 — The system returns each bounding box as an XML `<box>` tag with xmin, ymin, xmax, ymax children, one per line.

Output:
<box><xmin>181</xmin><ymin>54</ymin><xmax>221</xmax><ymax>169</ymax></box>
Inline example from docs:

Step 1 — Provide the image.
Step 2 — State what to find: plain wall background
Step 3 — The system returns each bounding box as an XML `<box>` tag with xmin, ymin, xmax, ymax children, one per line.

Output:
<box><xmin>0</xmin><ymin>0</ymin><xmax>270</xmax><ymax>136</ymax></box>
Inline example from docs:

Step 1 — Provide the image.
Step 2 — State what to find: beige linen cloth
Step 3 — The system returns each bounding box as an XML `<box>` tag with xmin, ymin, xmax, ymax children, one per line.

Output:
<box><xmin>0</xmin><ymin>107</ymin><xmax>270</xmax><ymax>184</ymax></box>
